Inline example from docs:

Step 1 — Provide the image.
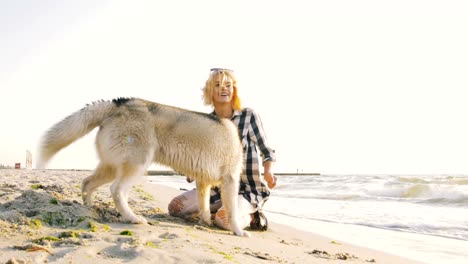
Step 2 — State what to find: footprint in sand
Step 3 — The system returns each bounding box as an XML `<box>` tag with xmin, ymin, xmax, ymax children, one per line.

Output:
<box><xmin>159</xmin><ymin>232</ymin><xmax>179</xmax><ymax>239</ymax></box>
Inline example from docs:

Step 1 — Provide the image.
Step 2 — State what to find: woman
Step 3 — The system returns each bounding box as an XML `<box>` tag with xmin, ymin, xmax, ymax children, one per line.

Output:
<box><xmin>168</xmin><ymin>68</ymin><xmax>277</xmax><ymax>231</ymax></box>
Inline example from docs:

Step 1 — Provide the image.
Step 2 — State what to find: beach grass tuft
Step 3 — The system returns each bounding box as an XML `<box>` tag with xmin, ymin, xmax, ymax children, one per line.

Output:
<box><xmin>30</xmin><ymin>184</ymin><xmax>44</xmax><ymax>190</ymax></box>
<box><xmin>29</xmin><ymin>219</ymin><xmax>42</xmax><ymax>229</ymax></box>
<box><xmin>42</xmin><ymin>212</ymin><xmax>66</xmax><ymax>226</ymax></box>
<box><xmin>59</xmin><ymin>230</ymin><xmax>80</xmax><ymax>239</ymax></box>
<box><xmin>120</xmin><ymin>230</ymin><xmax>134</xmax><ymax>236</ymax></box>
<box><xmin>133</xmin><ymin>186</ymin><xmax>155</xmax><ymax>201</ymax></box>
<box><xmin>32</xmin><ymin>236</ymin><xmax>60</xmax><ymax>243</ymax></box>
<box><xmin>88</xmin><ymin>221</ymin><xmax>98</xmax><ymax>232</ymax></box>
<box><xmin>207</xmin><ymin>244</ymin><xmax>234</xmax><ymax>261</ymax></box>
<box><xmin>145</xmin><ymin>241</ymin><xmax>160</xmax><ymax>248</ymax></box>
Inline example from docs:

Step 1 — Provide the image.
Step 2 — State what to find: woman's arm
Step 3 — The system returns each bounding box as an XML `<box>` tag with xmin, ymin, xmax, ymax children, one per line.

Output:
<box><xmin>248</xmin><ymin>109</ymin><xmax>277</xmax><ymax>189</ymax></box>
<box><xmin>248</xmin><ymin>109</ymin><xmax>276</xmax><ymax>162</ymax></box>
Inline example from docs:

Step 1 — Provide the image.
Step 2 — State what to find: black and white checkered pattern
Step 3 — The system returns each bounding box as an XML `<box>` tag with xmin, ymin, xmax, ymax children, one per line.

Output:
<box><xmin>210</xmin><ymin>108</ymin><xmax>276</xmax><ymax>208</ymax></box>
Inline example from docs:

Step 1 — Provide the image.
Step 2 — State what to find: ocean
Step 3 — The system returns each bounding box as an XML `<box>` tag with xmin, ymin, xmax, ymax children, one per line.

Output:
<box><xmin>147</xmin><ymin>174</ymin><xmax>468</xmax><ymax>264</ymax></box>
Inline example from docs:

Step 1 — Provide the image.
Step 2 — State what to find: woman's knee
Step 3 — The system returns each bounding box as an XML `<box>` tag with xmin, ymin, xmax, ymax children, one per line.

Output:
<box><xmin>168</xmin><ymin>195</ymin><xmax>186</xmax><ymax>216</ymax></box>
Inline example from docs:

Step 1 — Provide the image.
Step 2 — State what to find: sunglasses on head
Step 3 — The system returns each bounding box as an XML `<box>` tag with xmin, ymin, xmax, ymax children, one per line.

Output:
<box><xmin>210</xmin><ymin>68</ymin><xmax>233</xmax><ymax>73</ymax></box>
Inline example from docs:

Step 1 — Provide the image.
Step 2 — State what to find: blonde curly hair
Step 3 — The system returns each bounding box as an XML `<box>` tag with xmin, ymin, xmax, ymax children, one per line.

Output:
<box><xmin>202</xmin><ymin>69</ymin><xmax>241</xmax><ymax>110</ymax></box>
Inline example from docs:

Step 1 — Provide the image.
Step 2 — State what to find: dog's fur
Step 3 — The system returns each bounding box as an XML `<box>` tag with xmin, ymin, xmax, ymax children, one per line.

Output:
<box><xmin>37</xmin><ymin>98</ymin><xmax>248</xmax><ymax>237</ymax></box>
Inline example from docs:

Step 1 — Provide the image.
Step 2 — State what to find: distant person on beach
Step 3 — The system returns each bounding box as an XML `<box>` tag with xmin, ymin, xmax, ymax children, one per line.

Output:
<box><xmin>168</xmin><ymin>68</ymin><xmax>277</xmax><ymax>231</ymax></box>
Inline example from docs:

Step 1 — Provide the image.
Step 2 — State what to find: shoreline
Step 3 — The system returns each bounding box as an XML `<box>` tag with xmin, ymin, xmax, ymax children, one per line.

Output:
<box><xmin>266</xmin><ymin>211</ymin><xmax>468</xmax><ymax>264</ymax></box>
<box><xmin>0</xmin><ymin>169</ymin><xmax>421</xmax><ymax>263</ymax></box>
<box><xmin>149</xmin><ymin>174</ymin><xmax>468</xmax><ymax>264</ymax></box>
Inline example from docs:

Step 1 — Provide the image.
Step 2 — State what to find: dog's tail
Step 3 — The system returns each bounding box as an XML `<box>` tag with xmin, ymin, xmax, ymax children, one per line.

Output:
<box><xmin>37</xmin><ymin>100</ymin><xmax>117</xmax><ymax>169</ymax></box>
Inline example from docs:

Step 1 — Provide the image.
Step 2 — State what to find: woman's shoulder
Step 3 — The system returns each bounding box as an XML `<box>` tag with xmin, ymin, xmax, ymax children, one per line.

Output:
<box><xmin>241</xmin><ymin>107</ymin><xmax>256</xmax><ymax>115</ymax></box>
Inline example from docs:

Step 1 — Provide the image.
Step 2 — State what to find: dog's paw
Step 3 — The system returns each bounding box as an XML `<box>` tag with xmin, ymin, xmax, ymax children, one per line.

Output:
<box><xmin>235</xmin><ymin>230</ymin><xmax>251</xmax><ymax>238</ymax></box>
<box><xmin>199</xmin><ymin>212</ymin><xmax>212</xmax><ymax>226</ymax></box>
<box><xmin>82</xmin><ymin>193</ymin><xmax>92</xmax><ymax>206</ymax></box>
<box><xmin>198</xmin><ymin>218</ymin><xmax>213</xmax><ymax>226</ymax></box>
<box><xmin>126</xmin><ymin>215</ymin><xmax>148</xmax><ymax>225</ymax></box>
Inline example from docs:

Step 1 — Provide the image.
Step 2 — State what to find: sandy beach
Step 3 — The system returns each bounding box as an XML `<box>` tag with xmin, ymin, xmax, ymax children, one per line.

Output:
<box><xmin>0</xmin><ymin>169</ymin><xmax>422</xmax><ymax>264</ymax></box>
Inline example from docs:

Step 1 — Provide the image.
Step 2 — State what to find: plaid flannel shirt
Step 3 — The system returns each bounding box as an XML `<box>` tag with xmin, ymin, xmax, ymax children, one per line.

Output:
<box><xmin>211</xmin><ymin>108</ymin><xmax>276</xmax><ymax>207</ymax></box>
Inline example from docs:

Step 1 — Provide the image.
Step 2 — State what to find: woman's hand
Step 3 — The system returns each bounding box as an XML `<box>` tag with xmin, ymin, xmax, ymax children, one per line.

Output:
<box><xmin>264</xmin><ymin>171</ymin><xmax>277</xmax><ymax>189</ymax></box>
<box><xmin>263</xmin><ymin>160</ymin><xmax>277</xmax><ymax>189</ymax></box>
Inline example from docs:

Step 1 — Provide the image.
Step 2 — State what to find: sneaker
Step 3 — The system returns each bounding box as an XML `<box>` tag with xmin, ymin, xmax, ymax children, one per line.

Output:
<box><xmin>250</xmin><ymin>211</ymin><xmax>268</xmax><ymax>231</ymax></box>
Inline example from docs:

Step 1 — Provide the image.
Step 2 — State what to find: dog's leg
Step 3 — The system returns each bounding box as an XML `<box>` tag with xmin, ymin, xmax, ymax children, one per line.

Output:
<box><xmin>221</xmin><ymin>177</ymin><xmax>250</xmax><ymax>237</ymax></box>
<box><xmin>196</xmin><ymin>181</ymin><xmax>212</xmax><ymax>226</ymax></box>
<box><xmin>110</xmin><ymin>164</ymin><xmax>147</xmax><ymax>224</ymax></box>
<box><xmin>82</xmin><ymin>163</ymin><xmax>116</xmax><ymax>206</ymax></box>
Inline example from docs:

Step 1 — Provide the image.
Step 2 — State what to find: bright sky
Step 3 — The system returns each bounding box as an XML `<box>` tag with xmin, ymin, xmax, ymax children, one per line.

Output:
<box><xmin>1</xmin><ymin>1</ymin><xmax>467</xmax><ymax>174</ymax></box>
